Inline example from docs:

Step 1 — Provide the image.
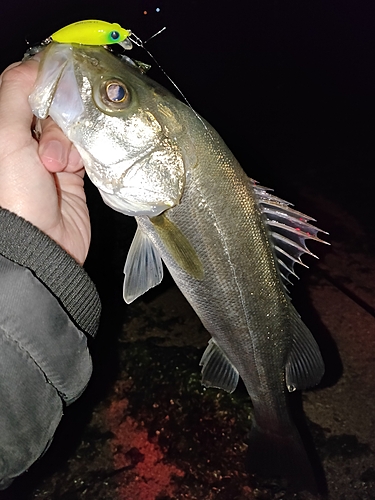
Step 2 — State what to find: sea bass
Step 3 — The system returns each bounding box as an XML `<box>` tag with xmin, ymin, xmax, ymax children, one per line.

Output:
<box><xmin>29</xmin><ymin>43</ymin><xmax>326</xmax><ymax>490</ymax></box>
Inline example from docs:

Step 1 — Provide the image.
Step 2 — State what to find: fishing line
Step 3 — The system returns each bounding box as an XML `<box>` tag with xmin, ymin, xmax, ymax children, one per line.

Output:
<box><xmin>128</xmin><ymin>29</ymin><xmax>213</xmax><ymax>138</ymax></box>
<box><xmin>25</xmin><ymin>20</ymin><xmax>213</xmax><ymax>138</ymax></box>
<box><xmin>143</xmin><ymin>26</ymin><xmax>167</xmax><ymax>44</ymax></box>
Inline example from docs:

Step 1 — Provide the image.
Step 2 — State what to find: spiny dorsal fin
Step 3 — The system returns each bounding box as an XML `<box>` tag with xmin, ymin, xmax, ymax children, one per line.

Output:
<box><xmin>251</xmin><ymin>179</ymin><xmax>329</xmax><ymax>289</ymax></box>
<box><xmin>199</xmin><ymin>339</ymin><xmax>239</xmax><ymax>393</ymax></box>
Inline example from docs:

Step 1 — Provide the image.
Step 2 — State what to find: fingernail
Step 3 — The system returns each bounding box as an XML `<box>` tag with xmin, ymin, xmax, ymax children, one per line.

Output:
<box><xmin>40</xmin><ymin>140</ymin><xmax>65</xmax><ymax>166</ymax></box>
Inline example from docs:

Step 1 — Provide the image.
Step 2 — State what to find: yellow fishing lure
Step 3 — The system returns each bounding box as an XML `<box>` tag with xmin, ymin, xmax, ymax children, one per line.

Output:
<box><xmin>51</xmin><ymin>20</ymin><xmax>131</xmax><ymax>47</ymax></box>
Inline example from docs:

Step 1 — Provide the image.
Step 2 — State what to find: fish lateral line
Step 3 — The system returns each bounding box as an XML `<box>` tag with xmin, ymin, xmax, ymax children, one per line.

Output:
<box><xmin>27</xmin><ymin>40</ymin><xmax>330</xmax><ymax>490</ymax></box>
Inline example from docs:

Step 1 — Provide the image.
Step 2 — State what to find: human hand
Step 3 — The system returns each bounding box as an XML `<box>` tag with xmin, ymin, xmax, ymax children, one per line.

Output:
<box><xmin>0</xmin><ymin>59</ymin><xmax>90</xmax><ymax>265</ymax></box>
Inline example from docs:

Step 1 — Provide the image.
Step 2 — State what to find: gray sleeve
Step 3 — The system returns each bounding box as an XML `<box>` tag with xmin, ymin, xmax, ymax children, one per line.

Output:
<box><xmin>0</xmin><ymin>208</ymin><xmax>101</xmax><ymax>489</ymax></box>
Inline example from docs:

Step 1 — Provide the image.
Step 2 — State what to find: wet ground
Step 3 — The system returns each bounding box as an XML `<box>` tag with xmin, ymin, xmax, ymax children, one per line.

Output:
<box><xmin>0</xmin><ymin>178</ymin><xmax>374</xmax><ymax>500</ymax></box>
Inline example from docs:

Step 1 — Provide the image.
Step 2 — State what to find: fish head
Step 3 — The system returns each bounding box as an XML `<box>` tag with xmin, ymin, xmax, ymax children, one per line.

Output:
<box><xmin>29</xmin><ymin>43</ymin><xmax>187</xmax><ymax>216</ymax></box>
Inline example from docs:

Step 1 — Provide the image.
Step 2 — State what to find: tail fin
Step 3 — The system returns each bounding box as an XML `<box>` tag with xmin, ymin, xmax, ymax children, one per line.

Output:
<box><xmin>246</xmin><ymin>422</ymin><xmax>319</xmax><ymax>494</ymax></box>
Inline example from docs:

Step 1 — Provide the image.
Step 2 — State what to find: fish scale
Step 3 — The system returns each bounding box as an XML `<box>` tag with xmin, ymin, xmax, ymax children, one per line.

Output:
<box><xmin>136</xmin><ymin>119</ymin><xmax>292</xmax><ymax>420</ymax></box>
<box><xmin>29</xmin><ymin>43</ymin><xmax>326</xmax><ymax>492</ymax></box>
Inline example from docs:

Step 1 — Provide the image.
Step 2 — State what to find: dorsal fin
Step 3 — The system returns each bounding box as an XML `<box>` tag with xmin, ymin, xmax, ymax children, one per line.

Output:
<box><xmin>251</xmin><ymin>179</ymin><xmax>329</xmax><ymax>289</ymax></box>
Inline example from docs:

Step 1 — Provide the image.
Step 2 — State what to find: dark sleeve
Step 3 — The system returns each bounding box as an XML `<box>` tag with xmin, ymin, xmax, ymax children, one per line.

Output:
<box><xmin>0</xmin><ymin>208</ymin><xmax>101</xmax><ymax>489</ymax></box>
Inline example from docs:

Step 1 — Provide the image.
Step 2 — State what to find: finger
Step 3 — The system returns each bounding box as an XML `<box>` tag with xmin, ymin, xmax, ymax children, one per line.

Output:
<box><xmin>38</xmin><ymin>118</ymin><xmax>70</xmax><ymax>172</ymax></box>
<box><xmin>0</xmin><ymin>62</ymin><xmax>22</xmax><ymax>86</ymax></box>
<box><xmin>38</xmin><ymin>118</ymin><xmax>84</xmax><ymax>174</ymax></box>
<box><xmin>0</xmin><ymin>59</ymin><xmax>39</xmax><ymax>138</ymax></box>
<box><xmin>68</xmin><ymin>145</ymin><xmax>84</xmax><ymax>174</ymax></box>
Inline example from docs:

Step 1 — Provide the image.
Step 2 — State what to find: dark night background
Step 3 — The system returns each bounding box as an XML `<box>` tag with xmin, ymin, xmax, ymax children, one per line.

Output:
<box><xmin>1</xmin><ymin>1</ymin><xmax>375</xmax><ymax>226</ymax></box>
<box><xmin>1</xmin><ymin>1</ymin><xmax>375</xmax><ymax>499</ymax></box>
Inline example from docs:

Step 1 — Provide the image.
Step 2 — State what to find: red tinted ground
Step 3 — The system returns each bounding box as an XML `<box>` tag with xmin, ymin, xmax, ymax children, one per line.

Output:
<box><xmin>106</xmin><ymin>398</ymin><xmax>184</xmax><ymax>500</ymax></box>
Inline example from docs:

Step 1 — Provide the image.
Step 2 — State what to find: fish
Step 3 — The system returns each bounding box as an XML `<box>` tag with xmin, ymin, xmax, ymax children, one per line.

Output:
<box><xmin>29</xmin><ymin>42</ymin><xmax>326</xmax><ymax>491</ymax></box>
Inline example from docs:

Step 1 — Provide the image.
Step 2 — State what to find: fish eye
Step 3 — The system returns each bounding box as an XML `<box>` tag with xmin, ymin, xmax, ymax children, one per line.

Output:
<box><xmin>106</xmin><ymin>82</ymin><xmax>127</xmax><ymax>102</ymax></box>
<box><xmin>94</xmin><ymin>78</ymin><xmax>131</xmax><ymax>114</ymax></box>
<box><xmin>110</xmin><ymin>30</ymin><xmax>120</xmax><ymax>41</ymax></box>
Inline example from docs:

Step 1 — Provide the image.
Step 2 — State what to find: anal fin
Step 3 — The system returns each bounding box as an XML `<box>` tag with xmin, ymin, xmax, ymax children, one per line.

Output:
<box><xmin>199</xmin><ymin>339</ymin><xmax>239</xmax><ymax>393</ymax></box>
<box><xmin>123</xmin><ymin>225</ymin><xmax>163</xmax><ymax>304</ymax></box>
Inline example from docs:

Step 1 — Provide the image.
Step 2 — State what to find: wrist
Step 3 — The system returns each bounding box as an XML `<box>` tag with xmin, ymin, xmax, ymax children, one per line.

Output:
<box><xmin>0</xmin><ymin>207</ymin><xmax>100</xmax><ymax>337</ymax></box>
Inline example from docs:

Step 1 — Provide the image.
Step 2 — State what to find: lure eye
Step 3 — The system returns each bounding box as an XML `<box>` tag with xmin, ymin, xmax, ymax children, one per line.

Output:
<box><xmin>94</xmin><ymin>78</ymin><xmax>131</xmax><ymax>114</ymax></box>
<box><xmin>110</xmin><ymin>30</ymin><xmax>120</xmax><ymax>41</ymax></box>
<box><xmin>106</xmin><ymin>82</ymin><xmax>127</xmax><ymax>102</ymax></box>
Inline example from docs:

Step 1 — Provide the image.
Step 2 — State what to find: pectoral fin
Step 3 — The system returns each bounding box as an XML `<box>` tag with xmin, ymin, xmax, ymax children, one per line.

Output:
<box><xmin>150</xmin><ymin>214</ymin><xmax>204</xmax><ymax>280</ymax></box>
<box><xmin>285</xmin><ymin>314</ymin><xmax>325</xmax><ymax>392</ymax></box>
<box><xmin>200</xmin><ymin>339</ymin><xmax>239</xmax><ymax>393</ymax></box>
<box><xmin>123</xmin><ymin>226</ymin><xmax>163</xmax><ymax>304</ymax></box>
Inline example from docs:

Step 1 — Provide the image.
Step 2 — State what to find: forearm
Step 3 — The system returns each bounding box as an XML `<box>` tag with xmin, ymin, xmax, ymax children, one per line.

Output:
<box><xmin>0</xmin><ymin>207</ymin><xmax>101</xmax><ymax>488</ymax></box>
